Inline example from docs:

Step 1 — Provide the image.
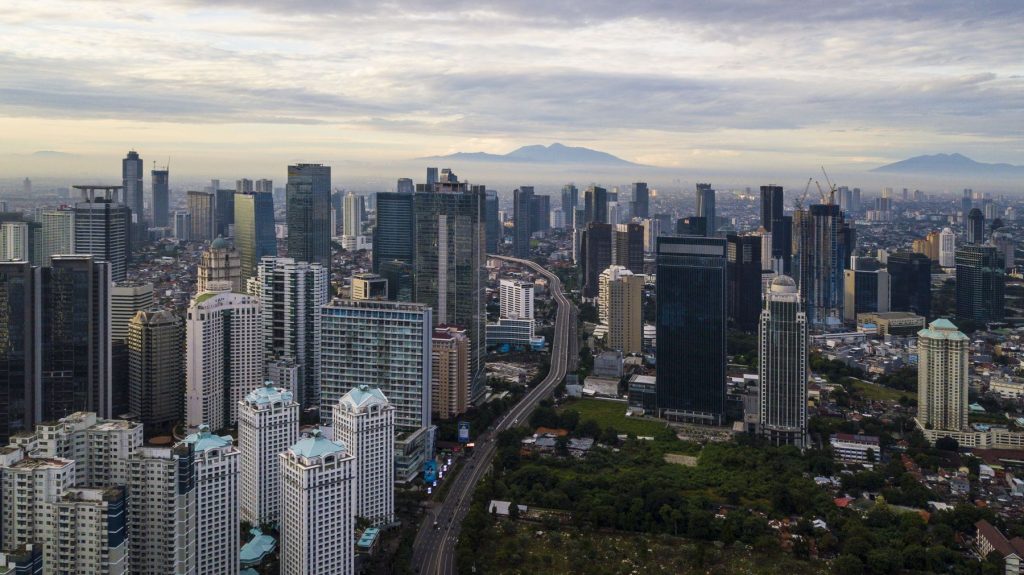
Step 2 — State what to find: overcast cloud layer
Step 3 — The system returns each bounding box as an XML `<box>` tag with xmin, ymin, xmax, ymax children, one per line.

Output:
<box><xmin>0</xmin><ymin>0</ymin><xmax>1022</xmax><ymax>181</ymax></box>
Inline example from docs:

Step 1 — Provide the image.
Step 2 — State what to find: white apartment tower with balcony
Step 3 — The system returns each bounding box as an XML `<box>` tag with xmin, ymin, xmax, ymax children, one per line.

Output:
<box><xmin>182</xmin><ymin>425</ymin><xmax>240</xmax><ymax>575</ymax></box>
<box><xmin>333</xmin><ymin>385</ymin><xmax>395</xmax><ymax>525</ymax></box>
<box><xmin>917</xmin><ymin>318</ymin><xmax>969</xmax><ymax>432</ymax></box>
<box><xmin>239</xmin><ymin>381</ymin><xmax>299</xmax><ymax>525</ymax></box>
<box><xmin>499</xmin><ymin>278</ymin><xmax>534</xmax><ymax>320</ymax></box>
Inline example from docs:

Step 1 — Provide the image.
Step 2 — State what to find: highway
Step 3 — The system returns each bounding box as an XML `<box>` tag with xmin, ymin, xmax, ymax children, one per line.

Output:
<box><xmin>411</xmin><ymin>255</ymin><xmax>577</xmax><ymax>574</ymax></box>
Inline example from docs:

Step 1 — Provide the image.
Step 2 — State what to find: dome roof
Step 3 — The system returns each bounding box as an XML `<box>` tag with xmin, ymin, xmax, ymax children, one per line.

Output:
<box><xmin>211</xmin><ymin>236</ymin><xmax>230</xmax><ymax>250</ymax></box>
<box><xmin>770</xmin><ymin>274</ymin><xmax>797</xmax><ymax>294</ymax></box>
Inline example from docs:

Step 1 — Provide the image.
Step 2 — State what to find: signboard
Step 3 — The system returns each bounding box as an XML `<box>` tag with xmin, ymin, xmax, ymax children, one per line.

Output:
<box><xmin>457</xmin><ymin>421</ymin><xmax>471</xmax><ymax>443</ymax></box>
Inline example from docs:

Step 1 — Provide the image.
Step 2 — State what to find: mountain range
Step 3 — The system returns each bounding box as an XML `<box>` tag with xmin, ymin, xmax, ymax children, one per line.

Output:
<box><xmin>872</xmin><ymin>153</ymin><xmax>1024</xmax><ymax>177</ymax></box>
<box><xmin>421</xmin><ymin>143</ymin><xmax>642</xmax><ymax>166</ymax></box>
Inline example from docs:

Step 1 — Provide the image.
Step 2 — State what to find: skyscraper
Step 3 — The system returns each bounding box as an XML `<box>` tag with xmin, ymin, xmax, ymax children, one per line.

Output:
<box><xmin>513</xmin><ymin>186</ymin><xmax>535</xmax><ymax>258</ymax></box>
<box><xmin>372</xmin><ymin>192</ymin><xmax>414</xmax><ymax>273</ymax></box>
<box><xmin>955</xmin><ymin>244</ymin><xmax>1005</xmax><ymax>323</ymax></box>
<box><xmin>73</xmin><ymin>186</ymin><xmax>130</xmax><ymax>281</ymax></box>
<box><xmin>631</xmin><ymin>182</ymin><xmax>649</xmax><ymax>219</ymax></box>
<box><xmin>612</xmin><ymin>223</ymin><xmax>644</xmax><ymax>274</ymax></box>
<box><xmin>111</xmin><ymin>282</ymin><xmax>154</xmax><ymax>342</ymax></box>
<box><xmin>286</xmin><ymin>163</ymin><xmax>332</xmax><ymax>269</ymax></box>
<box><xmin>412</xmin><ymin>177</ymin><xmax>486</xmax><ymax>396</ymax></box>
<box><xmin>696</xmin><ymin>182</ymin><xmax>716</xmax><ymax>234</ymax></box>
<box><xmin>886</xmin><ymin>252</ymin><xmax>931</xmax><ymax>318</ymax></box>
<box><xmin>343</xmin><ymin>191</ymin><xmax>365</xmax><ymax>238</ymax></box>
<box><xmin>238</xmin><ymin>381</ymin><xmax>299</xmax><ymax>525</ymax></box>
<box><xmin>255</xmin><ymin>179</ymin><xmax>273</xmax><ymax>194</ymax></box>
<box><xmin>0</xmin><ymin>261</ymin><xmax>36</xmax><ymax>443</ymax></box>
<box><xmin>350</xmin><ymin>273</ymin><xmax>389</xmax><ymax>300</ymax></box>
<box><xmin>0</xmin><ymin>221</ymin><xmax>29</xmax><ymax>262</ymax></box>
<box><xmin>426</xmin><ymin>167</ymin><xmax>438</xmax><ymax>187</ymax></box>
<box><xmin>580</xmin><ymin>222</ymin><xmax>612</xmax><ymax>299</ymax></box>
<box><xmin>252</xmin><ymin>257</ymin><xmax>329</xmax><ymax>410</ymax></box>
<box><xmin>531</xmin><ymin>194</ymin><xmax>551</xmax><ymax>233</ymax></box>
<box><xmin>333</xmin><ymin>385</ymin><xmax>396</xmax><ymax>525</ymax></box>
<box><xmin>280</xmin><ymin>430</ymin><xmax>354</xmax><ymax>575</ymax></box>
<box><xmin>151</xmin><ymin>166</ymin><xmax>169</xmax><ymax>228</ymax></box>
<box><xmin>185</xmin><ymin>289</ymin><xmax>263</xmax><ymax>431</ymax></box>
<box><xmin>655</xmin><ymin>237</ymin><xmax>726</xmax><ymax>424</ymax></box>
<box><xmin>126</xmin><ymin>443</ymin><xmax>197</xmax><ymax>575</ymax></box>
<box><xmin>38</xmin><ymin>208</ymin><xmax>75</xmax><ymax>265</ymax></box>
<box><xmin>917</xmin><ymin>319</ymin><xmax>969</xmax><ymax>432</ymax></box>
<box><xmin>196</xmin><ymin>237</ymin><xmax>242</xmax><ymax>293</ymax></box>
<box><xmin>187</xmin><ymin>191</ymin><xmax>216</xmax><ymax>242</ymax></box>
<box><xmin>758</xmin><ymin>275</ymin><xmax>808</xmax><ymax>448</ymax></box>
<box><xmin>397</xmin><ymin>178</ymin><xmax>414</xmax><ymax>194</ymax></box>
<box><xmin>128</xmin><ymin>309</ymin><xmax>183</xmax><ymax>436</ymax></box>
<box><xmin>938</xmin><ymin>227</ymin><xmax>956</xmax><ymax>267</ymax></box>
<box><xmin>485</xmin><ymin>190</ymin><xmax>501</xmax><ymax>253</ymax></box>
<box><xmin>842</xmin><ymin>257</ymin><xmax>890</xmax><ymax>323</ymax></box>
<box><xmin>597</xmin><ymin>265</ymin><xmax>643</xmax><ymax>354</ymax></box>
<box><xmin>215</xmin><ymin>188</ymin><xmax>235</xmax><ymax>238</ymax></box>
<box><xmin>331</xmin><ymin>190</ymin><xmax>344</xmax><ymax>237</ymax></box>
<box><xmin>967</xmin><ymin>208</ymin><xmax>985</xmax><ymax>244</ymax></box>
<box><xmin>561</xmin><ymin>184</ymin><xmax>579</xmax><ymax>227</ymax></box>
<box><xmin>233</xmin><ymin>191</ymin><xmax>276</xmax><ymax>282</ymax></box>
<box><xmin>793</xmin><ymin>204</ymin><xmax>847</xmax><ymax>325</ymax></box>
<box><xmin>499</xmin><ymin>279</ymin><xmax>534</xmax><ymax>320</ymax></box>
<box><xmin>431</xmin><ymin>326</ymin><xmax>470</xmax><ymax>420</ymax></box>
<box><xmin>181</xmin><ymin>425</ymin><xmax>240</xmax><ymax>575</ymax></box>
<box><xmin>584</xmin><ymin>185</ymin><xmax>608</xmax><ymax>225</ymax></box>
<box><xmin>726</xmin><ymin>234</ymin><xmax>763</xmax><ymax>331</ymax></box>
<box><xmin>173</xmin><ymin>211</ymin><xmax>192</xmax><ymax>241</ymax></box>
<box><xmin>123</xmin><ymin>150</ymin><xmax>144</xmax><ymax>226</ymax></box>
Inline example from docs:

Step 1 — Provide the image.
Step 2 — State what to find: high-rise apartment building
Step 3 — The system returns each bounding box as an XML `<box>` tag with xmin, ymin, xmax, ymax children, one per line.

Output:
<box><xmin>196</xmin><ymin>237</ymin><xmax>242</xmax><ymax>293</ymax></box>
<box><xmin>173</xmin><ymin>211</ymin><xmax>192</xmax><ymax>241</ymax></box>
<box><xmin>0</xmin><ymin>261</ymin><xmax>36</xmax><ymax>442</ymax></box>
<box><xmin>234</xmin><ymin>191</ymin><xmax>276</xmax><ymax>282</ymax></box>
<box><xmin>955</xmin><ymin>244</ymin><xmax>1005</xmax><ymax>323</ymax></box>
<box><xmin>695</xmin><ymin>183</ymin><xmax>716</xmax><ymax>234</ymax></box>
<box><xmin>252</xmin><ymin>257</ymin><xmax>328</xmax><ymax>410</ymax></box>
<box><xmin>38</xmin><ymin>209</ymin><xmax>75</xmax><ymax>265</ymax></box>
<box><xmin>286</xmin><ymin>163</ymin><xmax>332</xmax><ymax>269</ymax></box>
<box><xmin>886</xmin><ymin>252</ymin><xmax>931</xmax><ymax>318</ymax></box>
<box><xmin>584</xmin><ymin>185</ymin><xmax>608</xmax><ymax>225</ymax></box>
<box><xmin>238</xmin><ymin>382</ymin><xmax>299</xmax><ymax>525</ymax></box>
<box><xmin>333</xmin><ymin>385</ymin><xmax>395</xmax><ymax>525</ymax></box>
<box><xmin>187</xmin><ymin>191</ymin><xmax>216</xmax><ymax>242</ymax></box>
<box><xmin>843</xmin><ymin>257</ymin><xmax>890</xmax><ymax>323</ymax></box>
<box><xmin>73</xmin><ymin>186</ymin><xmax>131</xmax><ymax>281</ymax></box>
<box><xmin>499</xmin><ymin>279</ymin><xmax>534</xmax><ymax>320</ymax></box>
<box><xmin>126</xmin><ymin>443</ymin><xmax>197</xmax><ymax>575</ymax></box>
<box><xmin>793</xmin><ymin>204</ymin><xmax>848</xmax><ymax>326</ymax></box>
<box><xmin>127</xmin><ymin>309</ymin><xmax>182</xmax><ymax>436</ymax></box>
<box><xmin>0</xmin><ymin>222</ymin><xmax>29</xmax><ymax>262</ymax></box>
<box><xmin>431</xmin><ymin>325</ymin><xmax>470</xmax><ymax>420</ymax></box>
<box><xmin>236</xmin><ymin>179</ymin><xmax>253</xmax><ymax>194</ymax></box>
<box><xmin>631</xmin><ymin>182</ymin><xmax>649</xmax><ymax>219</ymax></box>
<box><xmin>598</xmin><ymin>266</ymin><xmax>643</xmax><ymax>354</ymax></box>
<box><xmin>111</xmin><ymin>281</ymin><xmax>154</xmax><ymax>342</ymax></box>
<box><xmin>372</xmin><ymin>192</ymin><xmax>414</xmax><ymax>273</ymax></box>
<box><xmin>758</xmin><ymin>275</ymin><xmax>808</xmax><ymax>448</ymax></box>
<box><xmin>181</xmin><ymin>425</ymin><xmax>240</xmax><ymax>575</ymax></box>
<box><xmin>185</xmin><ymin>289</ymin><xmax>263</xmax><ymax>431</ymax></box>
<box><xmin>917</xmin><ymin>319</ymin><xmax>969</xmax><ymax>432</ymax></box>
<box><xmin>343</xmin><ymin>191</ymin><xmax>365</xmax><ymax>238</ymax></box>
<box><xmin>726</xmin><ymin>234</ymin><xmax>763</xmax><ymax>331</ymax></box>
<box><xmin>655</xmin><ymin>237</ymin><xmax>726</xmax><ymax>424</ymax></box>
<box><xmin>279</xmin><ymin>430</ymin><xmax>355</xmax><ymax>575</ymax></box>
<box><xmin>513</xmin><ymin>186</ymin><xmax>534</xmax><ymax>258</ymax></box>
<box><xmin>152</xmin><ymin>166</ymin><xmax>169</xmax><ymax>228</ymax></box>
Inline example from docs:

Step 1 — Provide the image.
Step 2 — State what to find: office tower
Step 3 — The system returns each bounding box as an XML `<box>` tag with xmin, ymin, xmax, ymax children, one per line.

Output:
<box><xmin>613</xmin><ymin>223</ymin><xmax>644</xmax><ymax>274</ymax></box>
<box><xmin>252</xmin><ymin>257</ymin><xmax>328</xmax><ymax>410</ymax></box>
<box><xmin>842</xmin><ymin>257</ymin><xmax>890</xmax><ymax>322</ymax></box>
<box><xmin>280</xmin><ymin>430</ymin><xmax>355</xmax><ymax>575</ymax></box>
<box><xmin>917</xmin><ymin>319</ymin><xmax>968</xmax><ymax>431</ymax></box>
<box><xmin>484</xmin><ymin>190</ymin><xmax>500</xmax><ymax>253</ymax></box>
<box><xmin>967</xmin><ymin>208</ymin><xmax>985</xmax><ymax>244</ymax></box>
<box><xmin>955</xmin><ymin>245</ymin><xmax>1005</xmax><ymax>323</ymax></box>
<box><xmin>196</xmin><ymin>237</ymin><xmax>242</xmax><ymax>293</ymax></box>
<box><xmin>233</xmin><ymin>191</ymin><xmax>276</xmax><ymax>282</ymax></box>
<box><xmin>214</xmin><ymin>188</ymin><xmax>235</xmax><ymax>238</ymax></box>
<box><xmin>343</xmin><ymin>191</ymin><xmax>365</xmax><ymax>238</ymax></box>
<box><xmin>372</xmin><ymin>192</ymin><xmax>414</xmax><ymax>273</ymax></box>
<box><xmin>123</xmin><ymin>150</ymin><xmax>144</xmax><ymax>223</ymax></box>
<box><xmin>598</xmin><ymin>265</ymin><xmax>643</xmax><ymax>354</ymax></box>
<box><xmin>552</xmin><ymin>207</ymin><xmax>565</xmax><ymax>229</ymax></box>
<box><xmin>152</xmin><ymin>166</ymin><xmax>169</xmax><ymax>227</ymax></box>
<box><xmin>397</xmin><ymin>177</ymin><xmax>414</xmax><ymax>194</ymax></box>
<box><xmin>185</xmin><ymin>289</ymin><xmax>263</xmax><ymax>431</ymax></box>
<box><xmin>499</xmin><ymin>279</ymin><xmax>534</xmax><ymax>320</ymax></box>
<box><xmin>286</xmin><ymin>163</ymin><xmax>332</xmax><ymax>269</ymax></box>
<box><xmin>580</xmin><ymin>222</ymin><xmax>612</xmax><ymax>298</ymax></box>
<box><xmin>182</xmin><ymin>425</ymin><xmax>240</xmax><ymax>575</ymax></box>
<box><xmin>239</xmin><ymin>381</ymin><xmax>299</xmax><ymax>525</ymax></box>
<box><xmin>531</xmin><ymin>194</ymin><xmax>551</xmax><ymax>233</ymax></box>
<box><xmin>351</xmin><ymin>272</ymin><xmax>388</xmax><ymax>300</ymax></box>
<box><xmin>127</xmin><ymin>443</ymin><xmax>197</xmax><ymax>575</ymax></box>
<box><xmin>330</xmin><ymin>191</ymin><xmax>344</xmax><ymax>236</ymax></box>
<box><xmin>726</xmin><ymin>234</ymin><xmax>763</xmax><ymax>331</ymax></box>
<box><xmin>991</xmin><ymin>230</ymin><xmax>1015</xmax><ymax>270</ymax></box>
<box><xmin>426</xmin><ymin>167</ymin><xmax>438</xmax><ymax>187</ymax></box>
<box><xmin>431</xmin><ymin>326</ymin><xmax>469</xmax><ymax>420</ymax></box>
<box><xmin>640</xmin><ymin>218</ymin><xmax>660</xmax><ymax>254</ymax></box>
<box><xmin>128</xmin><ymin>309</ymin><xmax>183</xmax><ymax>436</ymax></box>
<box><xmin>0</xmin><ymin>221</ymin><xmax>29</xmax><ymax>262</ymax></box>
<box><xmin>758</xmin><ymin>275</ymin><xmax>808</xmax><ymax>448</ymax></box>
<box><xmin>513</xmin><ymin>186</ymin><xmax>535</xmax><ymax>258</ymax></box>
<box><xmin>38</xmin><ymin>209</ymin><xmax>75</xmax><ymax>265</ymax></box>
<box><xmin>584</xmin><ymin>185</ymin><xmax>608</xmax><ymax>225</ymax></box>
<box><xmin>886</xmin><ymin>252</ymin><xmax>932</xmax><ymax>318</ymax></box>
<box><xmin>110</xmin><ymin>282</ymin><xmax>154</xmax><ymax>342</ymax></box>
<box><xmin>655</xmin><ymin>237</ymin><xmax>727</xmax><ymax>424</ymax></box>
<box><xmin>379</xmin><ymin>259</ymin><xmax>413</xmax><ymax>302</ymax></box>
<box><xmin>187</xmin><ymin>191</ymin><xmax>216</xmax><ymax>241</ymax></box>
<box><xmin>631</xmin><ymin>182</ymin><xmax>649</xmax><ymax>219</ymax></box>
<box><xmin>675</xmin><ymin>216</ymin><xmax>707</xmax><ymax>237</ymax></box>
<box><xmin>173</xmin><ymin>211</ymin><xmax>192</xmax><ymax>241</ymax></box>
<box><xmin>40</xmin><ymin>256</ymin><xmax>112</xmax><ymax>421</ymax></box>
<box><xmin>696</xmin><ymin>183</ymin><xmax>717</xmax><ymax>234</ymax></box>
<box><xmin>561</xmin><ymin>184</ymin><xmax>579</xmax><ymax>227</ymax></box>
<box><xmin>333</xmin><ymin>385</ymin><xmax>396</xmax><ymax>525</ymax></box>
<box><xmin>73</xmin><ymin>186</ymin><xmax>130</xmax><ymax>281</ymax></box>
<box><xmin>792</xmin><ymin>204</ymin><xmax>847</xmax><ymax>325</ymax></box>
<box><xmin>0</xmin><ymin>261</ymin><xmax>35</xmax><ymax>443</ymax></box>
<box><xmin>759</xmin><ymin>185</ymin><xmax>792</xmax><ymax>272</ymax></box>
<box><xmin>412</xmin><ymin>177</ymin><xmax>486</xmax><ymax>397</ymax></box>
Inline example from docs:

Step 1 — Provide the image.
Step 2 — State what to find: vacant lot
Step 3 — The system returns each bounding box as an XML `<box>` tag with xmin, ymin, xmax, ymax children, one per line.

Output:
<box><xmin>557</xmin><ymin>398</ymin><xmax>668</xmax><ymax>436</ymax></box>
<box><xmin>847</xmin><ymin>379</ymin><xmax>910</xmax><ymax>402</ymax></box>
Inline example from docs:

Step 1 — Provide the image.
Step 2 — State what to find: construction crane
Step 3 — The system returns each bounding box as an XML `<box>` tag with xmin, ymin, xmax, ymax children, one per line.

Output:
<box><xmin>819</xmin><ymin>165</ymin><xmax>837</xmax><ymax>205</ymax></box>
<box><xmin>793</xmin><ymin>177</ymin><xmax>813</xmax><ymax>211</ymax></box>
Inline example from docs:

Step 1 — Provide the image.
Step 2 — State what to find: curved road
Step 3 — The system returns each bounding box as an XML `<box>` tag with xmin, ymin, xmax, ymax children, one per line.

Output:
<box><xmin>411</xmin><ymin>255</ymin><xmax>577</xmax><ymax>574</ymax></box>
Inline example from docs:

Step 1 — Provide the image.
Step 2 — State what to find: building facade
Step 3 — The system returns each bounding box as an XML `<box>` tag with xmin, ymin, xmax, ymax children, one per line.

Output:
<box><xmin>955</xmin><ymin>244</ymin><xmax>1005</xmax><ymax>323</ymax></box>
<box><xmin>233</xmin><ymin>191</ymin><xmax>277</xmax><ymax>282</ymax></box>
<box><xmin>333</xmin><ymin>386</ymin><xmax>395</xmax><ymax>525</ymax></box>
<box><xmin>431</xmin><ymin>325</ymin><xmax>470</xmax><ymax>420</ymax></box>
<box><xmin>499</xmin><ymin>279</ymin><xmax>534</xmax><ymax>320</ymax></box>
<box><xmin>73</xmin><ymin>188</ymin><xmax>130</xmax><ymax>282</ymax></box>
<box><xmin>758</xmin><ymin>275</ymin><xmax>808</xmax><ymax>448</ymax></box>
<box><xmin>187</xmin><ymin>191</ymin><xmax>216</xmax><ymax>242</ymax></box>
<box><xmin>196</xmin><ymin>238</ymin><xmax>242</xmax><ymax>293</ymax></box>
<box><xmin>285</xmin><ymin>163</ymin><xmax>332</xmax><ymax>270</ymax></box>
<box><xmin>181</xmin><ymin>425</ymin><xmax>240</xmax><ymax>575</ymax></box>
<box><xmin>597</xmin><ymin>266</ymin><xmax>643</xmax><ymax>354</ymax></box>
<box><xmin>127</xmin><ymin>309</ymin><xmax>183</xmax><ymax>436</ymax></box>
<box><xmin>238</xmin><ymin>382</ymin><xmax>299</xmax><ymax>525</ymax></box>
<box><xmin>917</xmin><ymin>319</ymin><xmax>969</xmax><ymax>432</ymax></box>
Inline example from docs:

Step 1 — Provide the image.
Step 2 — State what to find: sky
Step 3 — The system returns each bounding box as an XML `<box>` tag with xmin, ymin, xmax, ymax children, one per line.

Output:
<box><xmin>1</xmin><ymin>1</ymin><xmax>1022</xmax><ymax>185</ymax></box>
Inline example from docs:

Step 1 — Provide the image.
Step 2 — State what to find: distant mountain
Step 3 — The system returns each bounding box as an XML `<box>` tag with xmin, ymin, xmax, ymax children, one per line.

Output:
<box><xmin>872</xmin><ymin>153</ymin><xmax>1024</xmax><ymax>177</ymax></box>
<box><xmin>31</xmin><ymin>150</ymin><xmax>77</xmax><ymax>157</ymax></box>
<box><xmin>422</xmin><ymin>143</ymin><xmax>642</xmax><ymax>166</ymax></box>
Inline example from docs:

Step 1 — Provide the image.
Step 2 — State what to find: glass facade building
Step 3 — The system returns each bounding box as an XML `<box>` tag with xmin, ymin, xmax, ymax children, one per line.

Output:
<box><xmin>955</xmin><ymin>245</ymin><xmax>1005</xmax><ymax>323</ymax></box>
<box><xmin>234</xmin><ymin>191</ymin><xmax>276</xmax><ymax>281</ymax></box>
<box><xmin>887</xmin><ymin>252</ymin><xmax>931</xmax><ymax>318</ymax></box>
<box><xmin>151</xmin><ymin>168</ymin><xmax>169</xmax><ymax>228</ymax></box>
<box><xmin>372</xmin><ymin>192</ymin><xmax>414</xmax><ymax>273</ymax></box>
<box><xmin>0</xmin><ymin>261</ymin><xmax>36</xmax><ymax>443</ymax></box>
<box><xmin>285</xmin><ymin>164</ymin><xmax>332</xmax><ymax>270</ymax></box>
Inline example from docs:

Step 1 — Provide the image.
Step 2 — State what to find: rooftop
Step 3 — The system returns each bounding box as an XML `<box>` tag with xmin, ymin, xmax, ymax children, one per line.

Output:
<box><xmin>244</xmin><ymin>381</ymin><xmax>294</xmax><ymax>406</ymax></box>
<box><xmin>919</xmin><ymin>318</ymin><xmax>969</xmax><ymax>341</ymax></box>
<box><xmin>340</xmin><ymin>385</ymin><xmax>390</xmax><ymax>411</ymax></box>
<box><xmin>182</xmin><ymin>424</ymin><xmax>233</xmax><ymax>453</ymax></box>
<box><xmin>289</xmin><ymin>428</ymin><xmax>346</xmax><ymax>459</ymax></box>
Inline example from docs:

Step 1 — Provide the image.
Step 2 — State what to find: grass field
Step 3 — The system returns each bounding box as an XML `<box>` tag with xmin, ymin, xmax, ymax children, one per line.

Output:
<box><xmin>848</xmin><ymin>379</ymin><xmax>910</xmax><ymax>402</ymax></box>
<box><xmin>558</xmin><ymin>398</ymin><xmax>669</xmax><ymax>436</ymax></box>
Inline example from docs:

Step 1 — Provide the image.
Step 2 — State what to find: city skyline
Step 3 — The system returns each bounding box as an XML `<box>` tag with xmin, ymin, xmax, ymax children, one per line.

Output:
<box><xmin>0</xmin><ymin>2</ymin><xmax>1022</xmax><ymax>183</ymax></box>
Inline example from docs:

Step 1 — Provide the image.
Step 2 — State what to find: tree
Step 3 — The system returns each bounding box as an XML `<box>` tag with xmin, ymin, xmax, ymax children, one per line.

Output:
<box><xmin>935</xmin><ymin>435</ymin><xmax>959</xmax><ymax>452</ymax></box>
<box><xmin>508</xmin><ymin>500</ymin><xmax>520</xmax><ymax>521</ymax></box>
<box><xmin>866</xmin><ymin>448</ymin><xmax>877</xmax><ymax>463</ymax></box>
<box><xmin>834</xmin><ymin>555</ymin><xmax>864</xmax><ymax>575</ymax></box>
<box><xmin>577</xmin><ymin>419</ymin><xmax>601</xmax><ymax>439</ymax></box>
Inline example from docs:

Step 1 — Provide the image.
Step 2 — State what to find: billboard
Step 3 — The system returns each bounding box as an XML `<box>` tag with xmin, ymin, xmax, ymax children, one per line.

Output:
<box><xmin>457</xmin><ymin>421</ymin><xmax>470</xmax><ymax>443</ymax></box>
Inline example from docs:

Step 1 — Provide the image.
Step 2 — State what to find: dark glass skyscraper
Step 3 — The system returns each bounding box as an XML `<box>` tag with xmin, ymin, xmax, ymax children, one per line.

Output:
<box><xmin>0</xmin><ymin>261</ymin><xmax>36</xmax><ymax>443</ymax></box>
<box><xmin>675</xmin><ymin>216</ymin><xmax>707</xmax><ymax>237</ymax></box>
<box><xmin>887</xmin><ymin>252</ymin><xmax>931</xmax><ymax>318</ymax></box>
<box><xmin>631</xmin><ymin>182</ymin><xmax>649</xmax><ymax>219</ymax></box>
<box><xmin>234</xmin><ymin>191</ymin><xmax>277</xmax><ymax>281</ymax></box>
<box><xmin>696</xmin><ymin>183</ymin><xmax>716</xmax><ymax>235</ymax></box>
<box><xmin>561</xmin><ymin>184</ymin><xmax>579</xmax><ymax>227</ymax></box>
<box><xmin>613</xmin><ymin>223</ymin><xmax>644</xmax><ymax>274</ymax></box>
<box><xmin>215</xmin><ymin>188</ymin><xmax>235</xmax><ymax>238</ymax></box>
<box><xmin>956</xmin><ymin>245</ymin><xmax>1004</xmax><ymax>322</ymax></box>
<box><xmin>584</xmin><ymin>185</ymin><xmax>608</xmax><ymax>225</ymax></box>
<box><xmin>760</xmin><ymin>185</ymin><xmax>791</xmax><ymax>272</ymax></box>
<box><xmin>122</xmin><ymin>150</ymin><xmax>144</xmax><ymax>226</ymax></box>
<box><xmin>372</xmin><ymin>192</ymin><xmax>414</xmax><ymax>272</ymax></box>
<box><xmin>513</xmin><ymin>186</ymin><xmax>534</xmax><ymax>258</ymax></box>
<box><xmin>286</xmin><ymin>163</ymin><xmax>332</xmax><ymax>269</ymax></box>
<box><xmin>655</xmin><ymin>236</ymin><xmax>727</xmax><ymax>424</ymax></box>
<box><xmin>151</xmin><ymin>167</ymin><xmax>169</xmax><ymax>228</ymax></box>
<box><xmin>73</xmin><ymin>186</ymin><xmax>131</xmax><ymax>282</ymax></box>
<box><xmin>531</xmin><ymin>194</ymin><xmax>550</xmax><ymax>233</ymax></box>
<box><xmin>580</xmin><ymin>223</ymin><xmax>612</xmax><ymax>299</ymax></box>
<box><xmin>726</xmin><ymin>234</ymin><xmax>762</xmax><ymax>331</ymax></box>
<box><xmin>967</xmin><ymin>208</ymin><xmax>985</xmax><ymax>244</ymax></box>
<box><xmin>484</xmin><ymin>190</ymin><xmax>500</xmax><ymax>253</ymax></box>
<box><xmin>793</xmin><ymin>204</ymin><xmax>847</xmax><ymax>326</ymax></box>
